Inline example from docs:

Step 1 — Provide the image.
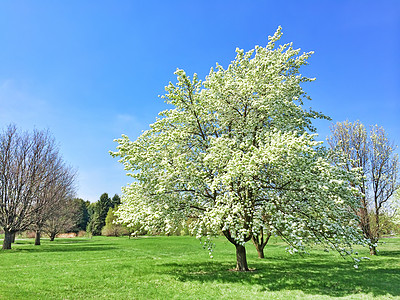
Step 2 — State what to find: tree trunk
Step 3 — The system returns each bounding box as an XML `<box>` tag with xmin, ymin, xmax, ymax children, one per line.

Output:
<box><xmin>2</xmin><ymin>230</ymin><xmax>15</xmax><ymax>250</ymax></box>
<box><xmin>358</xmin><ymin>207</ymin><xmax>380</xmax><ymax>256</ymax></box>
<box><xmin>34</xmin><ymin>230</ymin><xmax>41</xmax><ymax>246</ymax></box>
<box><xmin>253</xmin><ymin>238</ymin><xmax>264</xmax><ymax>258</ymax></box>
<box><xmin>256</xmin><ymin>245</ymin><xmax>264</xmax><ymax>258</ymax></box>
<box><xmin>11</xmin><ymin>232</ymin><xmax>16</xmax><ymax>243</ymax></box>
<box><xmin>49</xmin><ymin>233</ymin><xmax>56</xmax><ymax>241</ymax></box>
<box><xmin>252</xmin><ymin>231</ymin><xmax>271</xmax><ymax>259</ymax></box>
<box><xmin>235</xmin><ymin>244</ymin><xmax>249</xmax><ymax>271</ymax></box>
<box><xmin>370</xmin><ymin>237</ymin><xmax>378</xmax><ymax>255</ymax></box>
<box><xmin>222</xmin><ymin>230</ymin><xmax>251</xmax><ymax>271</ymax></box>
<box><xmin>359</xmin><ymin>197</ymin><xmax>371</xmax><ymax>239</ymax></box>
<box><xmin>374</xmin><ymin>210</ymin><xmax>380</xmax><ymax>240</ymax></box>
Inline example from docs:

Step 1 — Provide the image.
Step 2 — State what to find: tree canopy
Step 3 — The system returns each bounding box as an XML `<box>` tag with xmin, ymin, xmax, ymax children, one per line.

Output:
<box><xmin>111</xmin><ymin>27</ymin><xmax>366</xmax><ymax>271</ymax></box>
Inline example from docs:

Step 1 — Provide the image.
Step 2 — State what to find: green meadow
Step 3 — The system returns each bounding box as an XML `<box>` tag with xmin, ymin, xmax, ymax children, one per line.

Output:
<box><xmin>0</xmin><ymin>236</ymin><xmax>399</xmax><ymax>299</ymax></box>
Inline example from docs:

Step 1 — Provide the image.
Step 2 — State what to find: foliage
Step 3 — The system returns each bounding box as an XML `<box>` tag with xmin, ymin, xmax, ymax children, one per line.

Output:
<box><xmin>0</xmin><ymin>236</ymin><xmax>399</xmax><ymax>299</ymax></box>
<box><xmin>73</xmin><ymin>198</ymin><xmax>91</xmax><ymax>232</ymax></box>
<box><xmin>86</xmin><ymin>202</ymin><xmax>96</xmax><ymax>219</ymax></box>
<box><xmin>87</xmin><ymin>193</ymin><xmax>113</xmax><ymax>236</ymax></box>
<box><xmin>97</xmin><ymin>193</ymin><xmax>112</xmax><ymax>222</ymax></box>
<box><xmin>86</xmin><ymin>212</ymin><xmax>103</xmax><ymax>236</ymax></box>
<box><xmin>105</xmin><ymin>207</ymin><xmax>117</xmax><ymax>225</ymax></box>
<box><xmin>369</xmin><ymin>213</ymin><xmax>400</xmax><ymax>236</ymax></box>
<box><xmin>112</xmin><ymin>27</ymin><xmax>366</xmax><ymax>270</ymax></box>
<box><xmin>392</xmin><ymin>189</ymin><xmax>400</xmax><ymax>225</ymax></box>
<box><xmin>111</xmin><ymin>194</ymin><xmax>121</xmax><ymax>208</ymax></box>
<box><xmin>101</xmin><ymin>207</ymin><xmax>129</xmax><ymax>237</ymax></box>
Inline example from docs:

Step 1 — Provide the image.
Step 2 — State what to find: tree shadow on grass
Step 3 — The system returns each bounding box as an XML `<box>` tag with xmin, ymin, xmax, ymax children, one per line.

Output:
<box><xmin>3</xmin><ymin>240</ymin><xmax>118</xmax><ymax>253</ymax></box>
<box><xmin>14</xmin><ymin>238</ymin><xmax>90</xmax><ymax>245</ymax></box>
<box><xmin>377</xmin><ymin>250</ymin><xmax>400</xmax><ymax>257</ymax></box>
<box><xmin>162</xmin><ymin>251</ymin><xmax>400</xmax><ymax>298</ymax></box>
<box><xmin>18</xmin><ymin>244</ymin><xmax>118</xmax><ymax>253</ymax></box>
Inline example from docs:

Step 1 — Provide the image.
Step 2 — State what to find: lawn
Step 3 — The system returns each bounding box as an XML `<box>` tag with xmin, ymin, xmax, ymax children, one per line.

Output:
<box><xmin>0</xmin><ymin>235</ymin><xmax>399</xmax><ymax>299</ymax></box>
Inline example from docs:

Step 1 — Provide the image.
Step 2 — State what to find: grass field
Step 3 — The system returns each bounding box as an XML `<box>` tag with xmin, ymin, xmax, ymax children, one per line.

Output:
<box><xmin>0</xmin><ymin>235</ymin><xmax>399</xmax><ymax>299</ymax></box>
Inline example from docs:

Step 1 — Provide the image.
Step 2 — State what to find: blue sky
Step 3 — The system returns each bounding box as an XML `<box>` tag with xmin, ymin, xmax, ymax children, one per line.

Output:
<box><xmin>0</xmin><ymin>1</ymin><xmax>399</xmax><ymax>202</ymax></box>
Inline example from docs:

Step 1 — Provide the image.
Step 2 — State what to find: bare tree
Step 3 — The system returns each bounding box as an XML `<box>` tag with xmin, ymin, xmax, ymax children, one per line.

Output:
<box><xmin>369</xmin><ymin>126</ymin><xmax>399</xmax><ymax>251</ymax></box>
<box><xmin>328</xmin><ymin>121</ymin><xmax>370</xmax><ymax>239</ymax></box>
<box><xmin>32</xmin><ymin>163</ymin><xmax>76</xmax><ymax>245</ymax></box>
<box><xmin>328</xmin><ymin>121</ymin><xmax>399</xmax><ymax>254</ymax></box>
<box><xmin>0</xmin><ymin>125</ymin><xmax>71</xmax><ymax>249</ymax></box>
<box><xmin>43</xmin><ymin>198</ymin><xmax>80</xmax><ymax>241</ymax></box>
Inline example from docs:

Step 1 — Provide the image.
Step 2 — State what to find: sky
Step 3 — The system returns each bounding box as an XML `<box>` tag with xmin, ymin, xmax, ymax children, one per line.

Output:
<box><xmin>0</xmin><ymin>1</ymin><xmax>399</xmax><ymax>202</ymax></box>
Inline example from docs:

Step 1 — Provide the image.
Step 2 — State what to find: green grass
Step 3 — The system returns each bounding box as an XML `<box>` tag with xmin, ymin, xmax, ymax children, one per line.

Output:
<box><xmin>0</xmin><ymin>235</ymin><xmax>399</xmax><ymax>299</ymax></box>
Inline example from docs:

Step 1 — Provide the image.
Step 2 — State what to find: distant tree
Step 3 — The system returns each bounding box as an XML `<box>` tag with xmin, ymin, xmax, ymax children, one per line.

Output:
<box><xmin>101</xmin><ymin>207</ymin><xmax>128</xmax><ymax>237</ymax></box>
<box><xmin>87</xmin><ymin>213</ymin><xmax>103</xmax><ymax>236</ymax></box>
<box><xmin>86</xmin><ymin>202</ymin><xmax>97</xmax><ymax>234</ymax></box>
<box><xmin>87</xmin><ymin>193</ymin><xmax>112</xmax><ymax>236</ymax></box>
<box><xmin>73</xmin><ymin>198</ymin><xmax>90</xmax><ymax>232</ymax></box>
<box><xmin>86</xmin><ymin>202</ymin><xmax>96</xmax><ymax>220</ymax></box>
<box><xmin>97</xmin><ymin>193</ymin><xmax>112</xmax><ymax>222</ymax></box>
<box><xmin>371</xmin><ymin>212</ymin><xmax>400</xmax><ymax>235</ymax></box>
<box><xmin>0</xmin><ymin>125</ymin><xmax>72</xmax><ymax>249</ymax></box>
<box><xmin>31</xmin><ymin>163</ymin><xmax>76</xmax><ymax>245</ymax></box>
<box><xmin>111</xmin><ymin>194</ymin><xmax>121</xmax><ymax>208</ymax></box>
<box><xmin>43</xmin><ymin>198</ymin><xmax>81</xmax><ymax>241</ymax></box>
<box><xmin>393</xmin><ymin>190</ymin><xmax>400</xmax><ymax>226</ymax></box>
<box><xmin>328</xmin><ymin>121</ymin><xmax>399</xmax><ymax>254</ymax></box>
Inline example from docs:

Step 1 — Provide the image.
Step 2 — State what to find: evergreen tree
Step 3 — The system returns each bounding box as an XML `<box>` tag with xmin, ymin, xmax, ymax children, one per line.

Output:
<box><xmin>111</xmin><ymin>194</ymin><xmax>121</xmax><ymax>208</ymax></box>
<box><xmin>73</xmin><ymin>198</ymin><xmax>90</xmax><ymax>232</ymax></box>
<box><xmin>87</xmin><ymin>193</ymin><xmax>112</xmax><ymax>236</ymax></box>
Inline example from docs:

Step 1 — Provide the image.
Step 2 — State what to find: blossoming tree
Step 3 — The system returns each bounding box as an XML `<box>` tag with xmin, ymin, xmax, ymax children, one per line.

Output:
<box><xmin>111</xmin><ymin>27</ymin><xmax>365</xmax><ymax>271</ymax></box>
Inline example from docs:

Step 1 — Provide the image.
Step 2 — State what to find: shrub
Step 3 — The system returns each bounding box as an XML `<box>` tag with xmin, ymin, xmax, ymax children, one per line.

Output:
<box><xmin>101</xmin><ymin>224</ymin><xmax>129</xmax><ymax>237</ymax></box>
<box><xmin>101</xmin><ymin>207</ymin><xmax>129</xmax><ymax>237</ymax></box>
<box><xmin>77</xmin><ymin>230</ymin><xmax>87</xmax><ymax>237</ymax></box>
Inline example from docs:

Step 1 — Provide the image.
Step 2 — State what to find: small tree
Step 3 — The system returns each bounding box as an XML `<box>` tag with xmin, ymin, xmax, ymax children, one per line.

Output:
<box><xmin>87</xmin><ymin>212</ymin><xmax>102</xmax><ymax>236</ymax></box>
<box><xmin>43</xmin><ymin>198</ymin><xmax>80</xmax><ymax>241</ymax></box>
<box><xmin>31</xmin><ymin>163</ymin><xmax>76</xmax><ymax>245</ymax></box>
<box><xmin>101</xmin><ymin>207</ymin><xmax>128</xmax><ymax>237</ymax></box>
<box><xmin>112</xmin><ymin>28</ymin><xmax>365</xmax><ymax>271</ymax></box>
